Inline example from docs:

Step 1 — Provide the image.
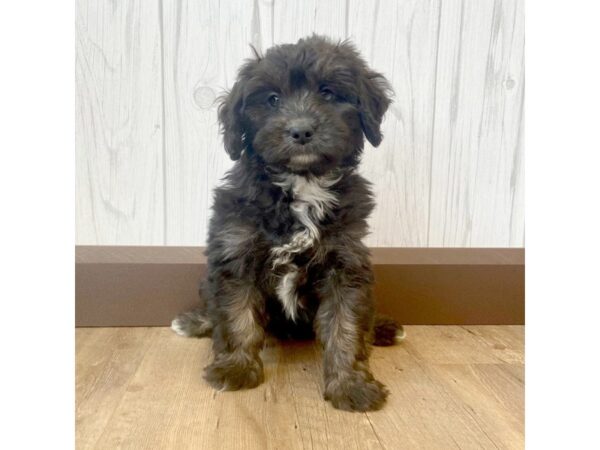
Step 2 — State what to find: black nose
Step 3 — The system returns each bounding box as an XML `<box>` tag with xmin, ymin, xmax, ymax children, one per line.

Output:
<box><xmin>289</xmin><ymin>125</ymin><xmax>314</xmax><ymax>145</ymax></box>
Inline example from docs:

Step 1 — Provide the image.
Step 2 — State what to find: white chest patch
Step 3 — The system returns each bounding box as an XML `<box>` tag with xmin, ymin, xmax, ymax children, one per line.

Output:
<box><xmin>270</xmin><ymin>173</ymin><xmax>341</xmax><ymax>320</ymax></box>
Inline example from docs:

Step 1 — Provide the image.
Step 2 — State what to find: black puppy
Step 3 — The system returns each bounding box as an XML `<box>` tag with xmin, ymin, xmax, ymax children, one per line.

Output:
<box><xmin>172</xmin><ymin>35</ymin><xmax>400</xmax><ymax>412</ymax></box>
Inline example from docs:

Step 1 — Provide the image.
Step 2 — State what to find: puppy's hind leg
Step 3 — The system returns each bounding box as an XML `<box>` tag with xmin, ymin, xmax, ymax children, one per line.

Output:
<box><xmin>171</xmin><ymin>305</ymin><xmax>213</xmax><ymax>338</ymax></box>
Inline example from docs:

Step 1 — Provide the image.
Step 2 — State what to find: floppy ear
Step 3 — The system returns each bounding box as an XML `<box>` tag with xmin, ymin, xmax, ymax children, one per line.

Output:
<box><xmin>217</xmin><ymin>81</ymin><xmax>246</xmax><ymax>160</ymax></box>
<box><xmin>357</xmin><ymin>71</ymin><xmax>393</xmax><ymax>147</ymax></box>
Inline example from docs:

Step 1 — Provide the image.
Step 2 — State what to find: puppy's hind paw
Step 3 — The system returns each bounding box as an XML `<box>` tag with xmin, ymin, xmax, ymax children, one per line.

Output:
<box><xmin>171</xmin><ymin>317</ymin><xmax>191</xmax><ymax>336</ymax></box>
<box><xmin>171</xmin><ymin>308</ymin><xmax>213</xmax><ymax>338</ymax></box>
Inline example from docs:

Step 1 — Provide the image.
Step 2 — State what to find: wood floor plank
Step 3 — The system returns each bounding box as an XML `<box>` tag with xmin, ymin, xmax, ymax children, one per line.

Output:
<box><xmin>269</xmin><ymin>340</ymin><xmax>383</xmax><ymax>450</ymax></box>
<box><xmin>461</xmin><ymin>325</ymin><xmax>525</xmax><ymax>364</ymax></box>
<box><xmin>76</xmin><ymin>328</ymin><xmax>157</xmax><ymax>450</ymax></box>
<box><xmin>76</xmin><ymin>326</ymin><xmax>525</xmax><ymax>449</ymax></box>
<box><xmin>402</xmin><ymin>325</ymin><xmax>523</xmax><ymax>364</ymax></box>
<box><xmin>92</xmin><ymin>330</ymin><xmax>216</xmax><ymax>449</ymax></box>
<box><xmin>368</xmin><ymin>345</ymin><xmax>503</xmax><ymax>449</ymax></box>
<box><xmin>426</xmin><ymin>363</ymin><xmax>524</xmax><ymax>449</ymax></box>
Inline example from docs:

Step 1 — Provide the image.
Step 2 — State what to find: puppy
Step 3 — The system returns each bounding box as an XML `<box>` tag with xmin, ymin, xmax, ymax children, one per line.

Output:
<box><xmin>172</xmin><ymin>35</ymin><xmax>400</xmax><ymax>412</ymax></box>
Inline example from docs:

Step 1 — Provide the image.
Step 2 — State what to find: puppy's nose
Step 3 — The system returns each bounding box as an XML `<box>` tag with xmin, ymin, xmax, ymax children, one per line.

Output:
<box><xmin>289</xmin><ymin>122</ymin><xmax>314</xmax><ymax>145</ymax></box>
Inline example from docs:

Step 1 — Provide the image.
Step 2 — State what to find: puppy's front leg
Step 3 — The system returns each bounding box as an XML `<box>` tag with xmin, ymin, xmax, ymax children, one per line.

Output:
<box><xmin>316</xmin><ymin>269</ymin><xmax>388</xmax><ymax>411</ymax></box>
<box><xmin>204</xmin><ymin>281</ymin><xmax>265</xmax><ymax>391</ymax></box>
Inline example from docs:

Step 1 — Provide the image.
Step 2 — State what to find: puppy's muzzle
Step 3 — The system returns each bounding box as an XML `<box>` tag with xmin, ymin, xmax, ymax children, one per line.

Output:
<box><xmin>288</xmin><ymin>118</ymin><xmax>315</xmax><ymax>145</ymax></box>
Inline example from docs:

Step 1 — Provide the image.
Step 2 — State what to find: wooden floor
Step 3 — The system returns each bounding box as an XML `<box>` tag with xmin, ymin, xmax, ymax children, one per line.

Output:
<box><xmin>76</xmin><ymin>326</ymin><xmax>524</xmax><ymax>449</ymax></box>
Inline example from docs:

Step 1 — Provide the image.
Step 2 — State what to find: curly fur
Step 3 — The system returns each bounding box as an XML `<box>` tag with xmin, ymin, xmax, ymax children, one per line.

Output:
<box><xmin>172</xmin><ymin>35</ymin><xmax>400</xmax><ymax>411</ymax></box>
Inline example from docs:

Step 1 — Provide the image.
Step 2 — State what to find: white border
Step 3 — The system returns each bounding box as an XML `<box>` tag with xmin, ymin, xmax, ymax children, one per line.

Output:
<box><xmin>2</xmin><ymin>1</ymin><xmax>600</xmax><ymax>447</ymax></box>
<box><xmin>0</xmin><ymin>2</ymin><xmax>74</xmax><ymax>448</ymax></box>
<box><xmin>527</xmin><ymin>1</ymin><xmax>600</xmax><ymax>447</ymax></box>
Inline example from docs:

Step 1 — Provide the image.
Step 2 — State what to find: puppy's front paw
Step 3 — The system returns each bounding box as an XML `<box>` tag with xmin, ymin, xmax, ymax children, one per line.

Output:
<box><xmin>203</xmin><ymin>355</ymin><xmax>264</xmax><ymax>391</ymax></box>
<box><xmin>324</xmin><ymin>372</ymin><xmax>389</xmax><ymax>412</ymax></box>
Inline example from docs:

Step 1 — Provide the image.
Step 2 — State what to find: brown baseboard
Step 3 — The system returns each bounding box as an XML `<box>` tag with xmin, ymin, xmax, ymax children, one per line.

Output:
<box><xmin>75</xmin><ymin>246</ymin><xmax>524</xmax><ymax>326</ymax></box>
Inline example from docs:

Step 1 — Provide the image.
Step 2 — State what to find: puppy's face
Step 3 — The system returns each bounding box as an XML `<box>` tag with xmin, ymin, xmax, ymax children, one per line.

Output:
<box><xmin>245</xmin><ymin>74</ymin><xmax>363</xmax><ymax>173</ymax></box>
<box><xmin>218</xmin><ymin>36</ymin><xmax>392</xmax><ymax>173</ymax></box>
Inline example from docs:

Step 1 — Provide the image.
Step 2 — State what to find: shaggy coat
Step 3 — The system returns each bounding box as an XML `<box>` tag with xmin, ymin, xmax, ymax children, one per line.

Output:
<box><xmin>172</xmin><ymin>35</ymin><xmax>399</xmax><ymax>412</ymax></box>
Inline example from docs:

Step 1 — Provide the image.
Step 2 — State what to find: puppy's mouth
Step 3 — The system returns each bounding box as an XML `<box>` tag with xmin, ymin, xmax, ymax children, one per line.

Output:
<box><xmin>290</xmin><ymin>152</ymin><xmax>321</xmax><ymax>165</ymax></box>
<box><xmin>252</xmin><ymin>127</ymin><xmax>342</xmax><ymax>172</ymax></box>
<box><xmin>288</xmin><ymin>151</ymin><xmax>321</xmax><ymax>168</ymax></box>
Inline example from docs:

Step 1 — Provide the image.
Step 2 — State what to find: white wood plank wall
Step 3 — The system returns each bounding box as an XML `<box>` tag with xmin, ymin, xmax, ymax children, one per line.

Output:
<box><xmin>76</xmin><ymin>0</ymin><xmax>524</xmax><ymax>247</ymax></box>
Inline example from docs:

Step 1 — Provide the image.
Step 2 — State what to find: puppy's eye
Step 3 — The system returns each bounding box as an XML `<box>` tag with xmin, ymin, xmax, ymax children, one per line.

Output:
<box><xmin>267</xmin><ymin>94</ymin><xmax>280</xmax><ymax>108</ymax></box>
<box><xmin>319</xmin><ymin>87</ymin><xmax>335</xmax><ymax>101</ymax></box>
